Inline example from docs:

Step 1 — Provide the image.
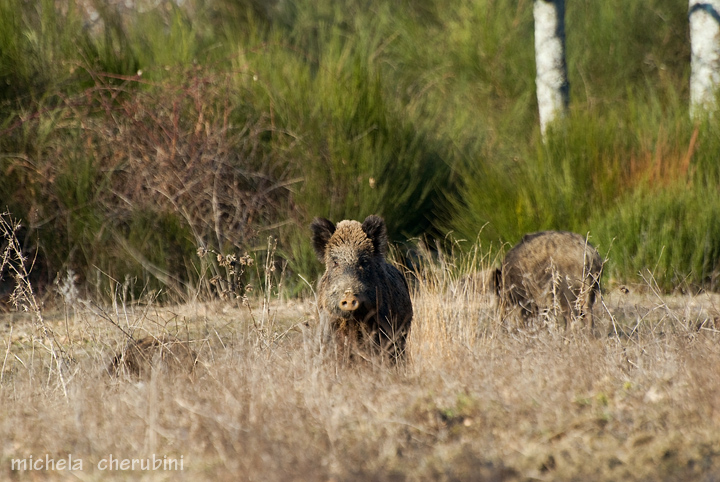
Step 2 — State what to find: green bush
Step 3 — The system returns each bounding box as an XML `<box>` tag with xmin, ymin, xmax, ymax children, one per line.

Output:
<box><xmin>592</xmin><ymin>184</ymin><xmax>720</xmax><ymax>291</ymax></box>
<box><xmin>1</xmin><ymin>0</ymin><xmax>719</xmax><ymax>297</ymax></box>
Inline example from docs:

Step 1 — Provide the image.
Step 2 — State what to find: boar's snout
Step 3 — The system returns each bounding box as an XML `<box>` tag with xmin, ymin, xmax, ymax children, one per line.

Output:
<box><xmin>339</xmin><ymin>290</ymin><xmax>363</xmax><ymax>312</ymax></box>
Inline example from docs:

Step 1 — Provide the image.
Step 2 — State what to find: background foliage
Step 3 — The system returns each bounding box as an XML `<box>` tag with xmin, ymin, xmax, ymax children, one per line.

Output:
<box><xmin>0</xmin><ymin>0</ymin><xmax>718</xmax><ymax>300</ymax></box>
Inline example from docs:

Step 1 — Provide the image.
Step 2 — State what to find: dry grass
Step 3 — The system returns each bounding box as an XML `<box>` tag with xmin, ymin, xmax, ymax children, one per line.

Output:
<box><xmin>2</xmin><ymin>237</ymin><xmax>720</xmax><ymax>481</ymax></box>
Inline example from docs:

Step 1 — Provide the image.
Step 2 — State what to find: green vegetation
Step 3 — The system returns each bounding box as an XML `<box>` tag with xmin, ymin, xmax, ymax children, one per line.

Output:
<box><xmin>1</xmin><ymin>0</ymin><xmax>718</xmax><ymax>299</ymax></box>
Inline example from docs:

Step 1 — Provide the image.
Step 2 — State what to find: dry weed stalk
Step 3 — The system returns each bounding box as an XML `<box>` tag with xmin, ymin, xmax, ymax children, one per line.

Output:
<box><xmin>197</xmin><ymin>244</ymin><xmax>254</xmax><ymax>301</ymax></box>
<box><xmin>196</xmin><ymin>236</ymin><xmax>296</xmax><ymax>350</ymax></box>
<box><xmin>0</xmin><ymin>212</ymin><xmax>69</xmax><ymax>399</ymax></box>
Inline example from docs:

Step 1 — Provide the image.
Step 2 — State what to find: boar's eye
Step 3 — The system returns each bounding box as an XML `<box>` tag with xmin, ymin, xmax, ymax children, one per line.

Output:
<box><xmin>332</xmin><ymin>259</ymin><xmax>339</xmax><ymax>268</ymax></box>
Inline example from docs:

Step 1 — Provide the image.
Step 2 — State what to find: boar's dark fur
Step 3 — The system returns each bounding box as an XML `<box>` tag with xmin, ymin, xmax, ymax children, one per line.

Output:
<box><xmin>495</xmin><ymin>231</ymin><xmax>603</xmax><ymax>331</ymax></box>
<box><xmin>311</xmin><ymin>215</ymin><xmax>413</xmax><ymax>360</ymax></box>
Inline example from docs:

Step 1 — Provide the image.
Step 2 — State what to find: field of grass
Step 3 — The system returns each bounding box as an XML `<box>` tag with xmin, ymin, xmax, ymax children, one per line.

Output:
<box><xmin>2</xmin><ymin>227</ymin><xmax>720</xmax><ymax>481</ymax></box>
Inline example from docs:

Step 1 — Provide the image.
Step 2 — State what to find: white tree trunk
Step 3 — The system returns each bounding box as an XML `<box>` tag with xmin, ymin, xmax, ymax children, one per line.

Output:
<box><xmin>534</xmin><ymin>0</ymin><xmax>569</xmax><ymax>138</ymax></box>
<box><xmin>689</xmin><ymin>0</ymin><xmax>720</xmax><ymax>118</ymax></box>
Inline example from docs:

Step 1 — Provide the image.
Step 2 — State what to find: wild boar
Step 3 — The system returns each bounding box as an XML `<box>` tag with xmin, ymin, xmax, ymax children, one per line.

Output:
<box><xmin>495</xmin><ymin>231</ymin><xmax>603</xmax><ymax>331</ymax></box>
<box><xmin>311</xmin><ymin>215</ymin><xmax>413</xmax><ymax>360</ymax></box>
<box><xmin>108</xmin><ymin>335</ymin><xmax>197</xmax><ymax>378</ymax></box>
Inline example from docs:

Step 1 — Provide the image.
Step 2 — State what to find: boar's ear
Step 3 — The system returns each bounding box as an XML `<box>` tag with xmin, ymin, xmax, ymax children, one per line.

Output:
<box><xmin>362</xmin><ymin>215</ymin><xmax>388</xmax><ymax>256</ymax></box>
<box><xmin>310</xmin><ymin>218</ymin><xmax>336</xmax><ymax>262</ymax></box>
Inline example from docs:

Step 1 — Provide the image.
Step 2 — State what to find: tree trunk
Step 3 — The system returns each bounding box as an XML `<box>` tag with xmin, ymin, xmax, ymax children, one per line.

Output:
<box><xmin>534</xmin><ymin>0</ymin><xmax>569</xmax><ymax>138</ymax></box>
<box><xmin>689</xmin><ymin>1</ymin><xmax>720</xmax><ymax>118</ymax></box>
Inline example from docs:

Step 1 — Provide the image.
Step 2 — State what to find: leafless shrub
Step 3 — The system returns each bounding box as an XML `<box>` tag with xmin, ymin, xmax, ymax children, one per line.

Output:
<box><xmin>2</xmin><ymin>66</ymin><xmax>300</xmax><ymax>300</ymax></box>
<box><xmin>98</xmin><ymin>71</ymin><xmax>290</xmax><ymax>248</ymax></box>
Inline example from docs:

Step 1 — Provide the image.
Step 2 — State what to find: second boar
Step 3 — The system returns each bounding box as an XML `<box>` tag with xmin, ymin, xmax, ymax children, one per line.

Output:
<box><xmin>495</xmin><ymin>230</ymin><xmax>603</xmax><ymax>331</ymax></box>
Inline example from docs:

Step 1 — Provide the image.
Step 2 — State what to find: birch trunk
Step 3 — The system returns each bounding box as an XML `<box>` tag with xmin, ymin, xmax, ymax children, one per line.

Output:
<box><xmin>689</xmin><ymin>0</ymin><xmax>720</xmax><ymax>118</ymax></box>
<box><xmin>534</xmin><ymin>0</ymin><xmax>569</xmax><ymax>138</ymax></box>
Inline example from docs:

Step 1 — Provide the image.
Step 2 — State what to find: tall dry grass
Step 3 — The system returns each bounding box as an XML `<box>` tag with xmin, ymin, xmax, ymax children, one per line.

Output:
<box><xmin>2</xmin><ymin>223</ymin><xmax>720</xmax><ymax>481</ymax></box>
